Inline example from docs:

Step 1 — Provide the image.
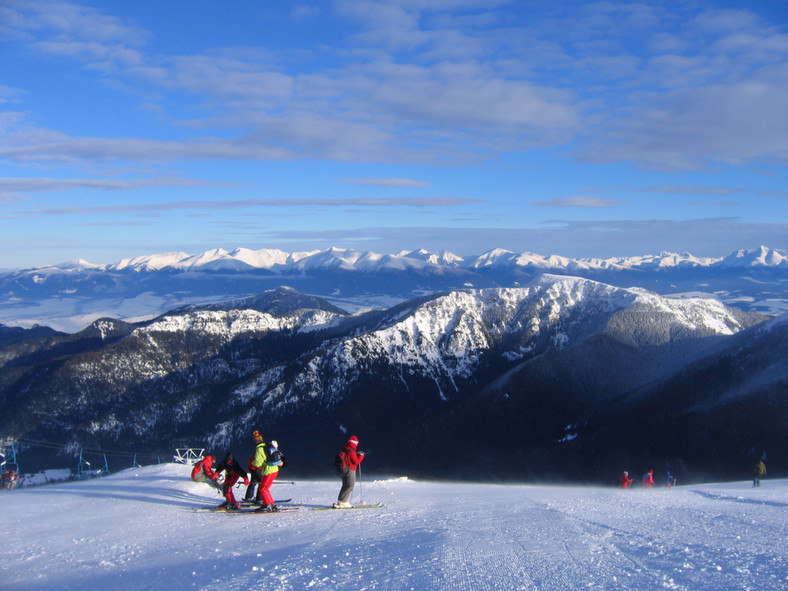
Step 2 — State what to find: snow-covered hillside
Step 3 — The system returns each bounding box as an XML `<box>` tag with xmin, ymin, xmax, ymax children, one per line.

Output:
<box><xmin>1</xmin><ymin>463</ymin><xmax>786</xmax><ymax>590</ymax></box>
<box><xmin>234</xmin><ymin>278</ymin><xmax>755</xmax><ymax>415</ymax></box>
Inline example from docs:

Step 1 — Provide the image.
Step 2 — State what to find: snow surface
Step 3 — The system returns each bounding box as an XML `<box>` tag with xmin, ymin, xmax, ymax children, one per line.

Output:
<box><xmin>2</xmin><ymin>463</ymin><xmax>787</xmax><ymax>590</ymax></box>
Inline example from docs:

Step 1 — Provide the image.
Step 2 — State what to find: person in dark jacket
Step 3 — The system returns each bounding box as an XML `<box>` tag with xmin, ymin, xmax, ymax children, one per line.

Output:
<box><xmin>753</xmin><ymin>459</ymin><xmax>767</xmax><ymax>487</ymax></box>
<box><xmin>244</xmin><ymin>431</ymin><xmax>266</xmax><ymax>504</ymax></box>
<box><xmin>335</xmin><ymin>436</ymin><xmax>365</xmax><ymax>508</ymax></box>
<box><xmin>213</xmin><ymin>453</ymin><xmax>249</xmax><ymax>510</ymax></box>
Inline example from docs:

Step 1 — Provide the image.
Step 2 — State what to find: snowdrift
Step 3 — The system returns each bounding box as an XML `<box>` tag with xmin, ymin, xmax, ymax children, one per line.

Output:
<box><xmin>1</xmin><ymin>463</ymin><xmax>787</xmax><ymax>590</ymax></box>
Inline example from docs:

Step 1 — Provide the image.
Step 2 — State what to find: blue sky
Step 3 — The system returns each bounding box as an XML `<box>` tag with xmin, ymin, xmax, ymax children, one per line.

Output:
<box><xmin>1</xmin><ymin>0</ymin><xmax>787</xmax><ymax>269</ymax></box>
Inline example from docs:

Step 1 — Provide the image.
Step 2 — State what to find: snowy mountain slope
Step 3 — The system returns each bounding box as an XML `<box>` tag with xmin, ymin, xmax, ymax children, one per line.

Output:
<box><xmin>1</xmin><ymin>277</ymin><xmax>771</xmax><ymax>481</ymax></box>
<box><xmin>1</xmin><ymin>463</ymin><xmax>787</xmax><ymax>591</ymax></box>
<box><xmin>233</xmin><ymin>277</ymin><xmax>757</xmax><ymax>418</ymax></box>
<box><xmin>567</xmin><ymin>311</ymin><xmax>788</xmax><ymax>479</ymax></box>
<box><xmin>1</xmin><ymin>246</ymin><xmax>785</xmax><ymax>332</ymax></box>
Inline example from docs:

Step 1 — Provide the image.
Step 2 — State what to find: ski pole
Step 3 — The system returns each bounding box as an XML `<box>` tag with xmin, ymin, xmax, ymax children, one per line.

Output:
<box><xmin>357</xmin><ymin>462</ymin><xmax>364</xmax><ymax>505</ymax></box>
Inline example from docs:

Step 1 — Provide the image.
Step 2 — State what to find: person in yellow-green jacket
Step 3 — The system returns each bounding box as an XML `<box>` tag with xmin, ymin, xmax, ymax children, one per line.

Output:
<box><xmin>253</xmin><ymin>436</ymin><xmax>284</xmax><ymax>513</ymax></box>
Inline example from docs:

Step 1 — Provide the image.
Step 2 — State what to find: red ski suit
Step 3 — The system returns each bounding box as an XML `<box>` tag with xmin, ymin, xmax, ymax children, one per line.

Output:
<box><xmin>191</xmin><ymin>455</ymin><xmax>216</xmax><ymax>482</ymax></box>
<box><xmin>213</xmin><ymin>459</ymin><xmax>249</xmax><ymax>506</ymax></box>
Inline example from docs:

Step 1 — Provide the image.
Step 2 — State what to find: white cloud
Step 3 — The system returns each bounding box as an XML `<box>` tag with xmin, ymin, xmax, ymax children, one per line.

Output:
<box><xmin>19</xmin><ymin>196</ymin><xmax>477</xmax><ymax>217</ymax></box>
<box><xmin>7</xmin><ymin>0</ymin><xmax>148</xmax><ymax>66</ymax></box>
<box><xmin>337</xmin><ymin>178</ymin><xmax>432</xmax><ymax>187</ymax></box>
<box><xmin>0</xmin><ymin>176</ymin><xmax>241</xmax><ymax>195</ymax></box>
<box><xmin>582</xmin><ymin>68</ymin><xmax>788</xmax><ymax>170</ymax></box>
<box><xmin>533</xmin><ymin>196</ymin><xmax>623</xmax><ymax>208</ymax></box>
<box><xmin>4</xmin><ymin>0</ymin><xmax>788</xmax><ymax>173</ymax></box>
<box><xmin>256</xmin><ymin>218</ymin><xmax>788</xmax><ymax>258</ymax></box>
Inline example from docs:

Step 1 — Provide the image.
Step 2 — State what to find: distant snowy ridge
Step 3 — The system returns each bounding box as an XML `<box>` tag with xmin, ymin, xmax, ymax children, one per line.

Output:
<box><xmin>2</xmin><ymin>244</ymin><xmax>786</xmax><ymax>334</ymax></box>
<box><xmin>18</xmin><ymin>245</ymin><xmax>788</xmax><ymax>274</ymax></box>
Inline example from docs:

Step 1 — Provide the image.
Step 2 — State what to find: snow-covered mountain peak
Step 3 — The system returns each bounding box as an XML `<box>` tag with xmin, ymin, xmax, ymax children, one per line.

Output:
<box><xmin>470</xmin><ymin>248</ymin><xmax>518</xmax><ymax>267</ymax></box>
<box><xmin>720</xmin><ymin>245</ymin><xmax>788</xmax><ymax>268</ymax></box>
<box><xmin>52</xmin><ymin>259</ymin><xmax>104</xmax><ymax>271</ymax></box>
<box><xmin>110</xmin><ymin>251</ymin><xmax>191</xmax><ymax>272</ymax></box>
<box><xmin>398</xmin><ymin>249</ymin><xmax>465</xmax><ymax>266</ymax></box>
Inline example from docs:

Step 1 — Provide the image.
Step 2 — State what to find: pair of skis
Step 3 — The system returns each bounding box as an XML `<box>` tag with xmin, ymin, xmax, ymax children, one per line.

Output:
<box><xmin>194</xmin><ymin>498</ymin><xmax>295</xmax><ymax>513</ymax></box>
<box><xmin>194</xmin><ymin>500</ymin><xmax>385</xmax><ymax>513</ymax></box>
<box><xmin>194</xmin><ymin>505</ymin><xmax>299</xmax><ymax>514</ymax></box>
<box><xmin>314</xmin><ymin>502</ymin><xmax>385</xmax><ymax>511</ymax></box>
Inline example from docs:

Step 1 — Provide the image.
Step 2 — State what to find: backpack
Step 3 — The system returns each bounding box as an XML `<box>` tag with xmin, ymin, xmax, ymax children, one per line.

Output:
<box><xmin>334</xmin><ymin>450</ymin><xmax>349</xmax><ymax>474</ymax></box>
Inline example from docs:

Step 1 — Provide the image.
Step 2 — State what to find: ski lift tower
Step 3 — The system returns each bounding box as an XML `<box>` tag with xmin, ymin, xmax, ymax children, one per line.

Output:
<box><xmin>77</xmin><ymin>449</ymin><xmax>110</xmax><ymax>479</ymax></box>
<box><xmin>173</xmin><ymin>448</ymin><xmax>205</xmax><ymax>466</ymax></box>
<box><xmin>0</xmin><ymin>439</ymin><xmax>19</xmax><ymax>474</ymax></box>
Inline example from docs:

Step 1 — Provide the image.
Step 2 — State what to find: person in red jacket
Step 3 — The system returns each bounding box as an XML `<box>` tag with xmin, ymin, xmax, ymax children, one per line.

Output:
<box><xmin>619</xmin><ymin>471</ymin><xmax>632</xmax><ymax>489</ymax></box>
<box><xmin>642</xmin><ymin>469</ymin><xmax>655</xmax><ymax>488</ymax></box>
<box><xmin>191</xmin><ymin>454</ymin><xmax>218</xmax><ymax>487</ymax></box>
<box><xmin>213</xmin><ymin>453</ymin><xmax>249</xmax><ymax>510</ymax></box>
<box><xmin>334</xmin><ymin>436</ymin><xmax>365</xmax><ymax>508</ymax></box>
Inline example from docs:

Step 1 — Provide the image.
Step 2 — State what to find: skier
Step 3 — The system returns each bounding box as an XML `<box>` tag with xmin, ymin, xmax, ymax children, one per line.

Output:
<box><xmin>753</xmin><ymin>458</ymin><xmax>767</xmax><ymax>487</ymax></box>
<box><xmin>213</xmin><ymin>453</ymin><xmax>249</xmax><ymax>510</ymax></box>
<box><xmin>665</xmin><ymin>471</ymin><xmax>676</xmax><ymax>488</ymax></box>
<box><xmin>642</xmin><ymin>469</ymin><xmax>654</xmax><ymax>488</ymax></box>
<box><xmin>619</xmin><ymin>471</ymin><xmax>632</xmax><ymax>489</ymax></box>
<box><xmin>254</xmin><ymin>439</ymin><xmax>284</xmax><ymax>513</ymax></box>
<box><xmin>243</xmin><ymin>431</ymin><xmax>266</xmax><ymax>505</ymax></box>
<box><xmin>334</xmin><ymin>436</ymin><xmax>365</xmax><ymax>508</ymax></box>
<box><xmin>191</xmin><ymin>454</ymin><xmax>218</xmax><ymax>489</ymax></box>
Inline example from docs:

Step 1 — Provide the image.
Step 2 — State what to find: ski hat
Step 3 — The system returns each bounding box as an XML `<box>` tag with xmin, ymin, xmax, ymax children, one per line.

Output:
<box><xmin>253</xmin><ymin>430</ymin><xmax>263</xmax><ymax>442</ymax></box>
<box><xmin>348</xmin><ymin>436</ymin><xmax>359</xmax><ymax>447</ymax></box>
<box><xmin>271</xmin><ymin>440</ymin><xmax>278</xmax><ymax>448</ymax></box>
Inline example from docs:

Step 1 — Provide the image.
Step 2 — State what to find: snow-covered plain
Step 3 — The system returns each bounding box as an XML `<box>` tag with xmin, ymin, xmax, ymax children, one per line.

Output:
<box><xmin>2</xmin><ymin>463</ymin><xmax>787</xmax><ymax>590</ymax></box>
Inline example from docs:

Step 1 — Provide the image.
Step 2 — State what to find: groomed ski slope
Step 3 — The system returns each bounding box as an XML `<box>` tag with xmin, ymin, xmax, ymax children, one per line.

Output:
<box><xmin>1</xmin><ymin>463</ymin><xmax>786</xmax><ymax>590</ymax></box>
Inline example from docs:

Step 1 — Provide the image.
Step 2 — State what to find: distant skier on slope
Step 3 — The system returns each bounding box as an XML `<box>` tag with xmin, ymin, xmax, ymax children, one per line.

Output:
<box><xmin>334</xmin><ymin>436</ymin><xmax>365</xmax><ymax>508</ymax></box>
<box><xmin>619</xmin><ymin>471</ymin><xmax>632</xmax><ymax>489</ymax></box>
<box><xmin>213</xmin><ymin>453</ymin><xmax>249</xmax><ymax>510</ymax></box>
<box><xmin>665</xmin><ymin>471</ymin><xmax>676</xmax><ymax>488</ymax></box>
<box><xmin>2</xmin><ymin>470</ymin><xmax>17</xmax><ymax>490</ymax></box>
<box><xmin>753</xmin><ymin>458</ymin><xmax>767</xmax><ymax>487</ymax></box>
<box><xmin>642</xmin><ymin>469</ymin><xmax>654</xmax><ymax>488</ymax></box>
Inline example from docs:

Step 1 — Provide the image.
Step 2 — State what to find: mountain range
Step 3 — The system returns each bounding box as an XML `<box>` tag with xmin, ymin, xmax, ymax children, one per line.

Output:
<box><xmin>1</xmin><ymin>245</ymin><xmax>786</xmax><ymax>333</ymax></box>
<box><xmin>1</xmin><ymin>276</ymin><xmax>784</xmax><ymax>483</ymax></box>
